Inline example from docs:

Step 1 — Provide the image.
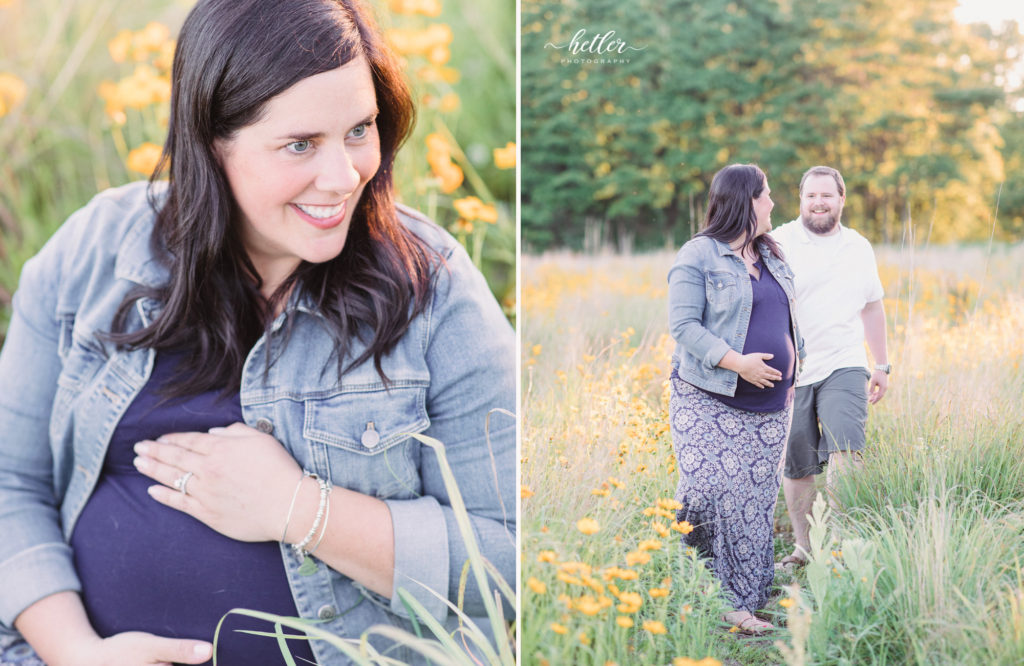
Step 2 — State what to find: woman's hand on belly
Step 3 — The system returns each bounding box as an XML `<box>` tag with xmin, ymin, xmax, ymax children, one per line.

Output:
<box><xmin>16</xmin><ymin>591</ymin><xmax>213</xmax><ymax>666</ymax></box>
<box><xmin>132</xmin><ymin>422</ymin><xmax>301</xmax><ymax>543</ymax></box>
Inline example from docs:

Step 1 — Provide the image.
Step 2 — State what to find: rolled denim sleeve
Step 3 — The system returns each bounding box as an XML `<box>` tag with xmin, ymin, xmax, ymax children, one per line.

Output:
<box><xmin>0</xmin><ymin>234</ymin><xmax>80</xmax><ymax>627</ymax></box>
<box><xmin>384</xmin><ymin>240</ymin><xmax>515</xmax><ymax>622</ymax></box>
<box><xmin>667</xmin><ymin>242</ymin><xmax>731</xmax><ymax>369</ymax></box>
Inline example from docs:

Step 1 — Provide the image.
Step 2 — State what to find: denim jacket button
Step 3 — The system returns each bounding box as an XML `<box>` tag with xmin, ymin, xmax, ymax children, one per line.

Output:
<box><xmin>361</xmin><ymin>422</ymin><xmax>380</xmax><ymax>449</ymax></box>
<box><xmin>317</xmin><ymin>604</ymin><xmax>338</xmax><ymax>620</ymax></box>
<box><xmin>255</xmin><ymin>417</ymin><xmax>274</xmax><ymax>435</ymax></box>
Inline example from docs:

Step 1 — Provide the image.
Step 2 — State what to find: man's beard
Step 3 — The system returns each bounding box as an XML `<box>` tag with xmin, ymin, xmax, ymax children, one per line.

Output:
<box><xmin>801</xmin><ymin>210</ymin><xmax>839</xmax><ymax>235</ymax></box>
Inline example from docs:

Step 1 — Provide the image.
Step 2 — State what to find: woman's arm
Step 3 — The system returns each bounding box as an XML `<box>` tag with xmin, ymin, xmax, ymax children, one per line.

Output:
<box><xmin>667</xmin><ymin>241</ymin><xmax>733</xmax><ymax>368</ymax></box>
<box><xmin>15</xmin><ymin>592</ymin><xmax>212</xmax><ymax>666</ymax></box>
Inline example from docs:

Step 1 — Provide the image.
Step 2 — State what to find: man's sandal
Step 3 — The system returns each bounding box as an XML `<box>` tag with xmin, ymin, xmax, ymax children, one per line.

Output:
<box><xmin>722</xmin><ymin>611</ymin><xmax>774</xmax><ymax>635</ymax></box>
<box><xmin>775</xmin><ymin>552</ymin><xmax>808</xmax><ymax>572</ymax></box>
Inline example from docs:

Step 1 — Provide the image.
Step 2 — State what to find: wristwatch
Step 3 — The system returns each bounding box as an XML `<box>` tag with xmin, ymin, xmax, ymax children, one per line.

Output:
<box><xmin>874</xmin><ymin>363</ymin><xmax>892</xmax><ymax>374</ymax></box>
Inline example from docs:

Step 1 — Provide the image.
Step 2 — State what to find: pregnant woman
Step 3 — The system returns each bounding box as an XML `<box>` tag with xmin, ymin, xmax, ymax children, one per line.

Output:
<box><xmin>667</xmin><ymin>163</ymin><xmax>803</xmax><ymax>634</ymax></box>
<box><xmin>0</xmin><ymin>0</ymin><xmax>515</xmax><ymax>663</ymax></box>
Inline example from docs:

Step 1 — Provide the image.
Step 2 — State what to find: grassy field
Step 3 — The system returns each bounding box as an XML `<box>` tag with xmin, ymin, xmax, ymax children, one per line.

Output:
<box><xmin>520</xmin><ymin>244</ymin><xmax>1024</xmax><ymax>666</ymax></box>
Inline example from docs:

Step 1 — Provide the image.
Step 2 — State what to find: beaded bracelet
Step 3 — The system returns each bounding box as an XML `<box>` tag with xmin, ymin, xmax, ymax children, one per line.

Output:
<box><xmin>308</xmin><ymin>485</ymin><xmax>332</xmax><ymax>555</ymax></box>
<box><xmin>292</xmin><ymin>475</ymin><xmax>332</xmax><ymax>558</ymax></box>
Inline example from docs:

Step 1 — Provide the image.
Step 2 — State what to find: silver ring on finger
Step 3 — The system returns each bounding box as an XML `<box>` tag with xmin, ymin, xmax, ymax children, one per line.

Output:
<box><xmin>174</xmin><ymin>471</ymin><xmax>194</xmax><ymax>495</ymax></box>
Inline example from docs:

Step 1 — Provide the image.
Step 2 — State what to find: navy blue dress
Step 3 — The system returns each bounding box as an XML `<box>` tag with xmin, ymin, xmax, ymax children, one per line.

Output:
<box><xmin>70</xmin><ymin>350</ymin><xmax>318</xmax><ymax>665</ymax></box>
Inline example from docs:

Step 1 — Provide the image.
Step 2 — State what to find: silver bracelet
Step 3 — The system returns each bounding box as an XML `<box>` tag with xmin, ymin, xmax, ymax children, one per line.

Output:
<box><xmin>281</xmin><ymin>470</ymin><xmax>311</xmax><ymax>544</ymax></box>
<box><xmin>292</xmin><ymin>475</ymin><xmax>332</xmax><ymax>557</ymax></box>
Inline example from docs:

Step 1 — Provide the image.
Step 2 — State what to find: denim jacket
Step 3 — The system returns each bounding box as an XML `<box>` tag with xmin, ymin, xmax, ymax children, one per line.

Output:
<box><xmin>0</xmin><ymin>182</ymin><xmax>516</xmax><ymax>665</ymax></box>
<box><xmin>668</xmin><ymin>235</ymin><xmax>805</xmax><ymax>396</ymax></box>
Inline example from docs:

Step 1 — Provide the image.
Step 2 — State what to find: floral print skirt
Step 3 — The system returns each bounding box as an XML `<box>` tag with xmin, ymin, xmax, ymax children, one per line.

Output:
<box><xmin>669</xmin><ymin>370</ymin><xmax>791</xmax><ymax>611</ymax></box>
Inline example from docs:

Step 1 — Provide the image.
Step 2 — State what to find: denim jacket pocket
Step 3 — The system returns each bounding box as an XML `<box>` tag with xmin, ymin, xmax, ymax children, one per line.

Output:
<box><xmin>52</xmin><ymin>320</ymin><xmax>108</xmax><ymax>423</ymax></box>
<box><xmin>705</xmin><ymin>270</ymin><xmax>739</xmax><ymax>307</ymax></box>
<box><xmin>303</xmin><ymin>383</ymin><xmax>429</xmax><ymax>499</ymax></box>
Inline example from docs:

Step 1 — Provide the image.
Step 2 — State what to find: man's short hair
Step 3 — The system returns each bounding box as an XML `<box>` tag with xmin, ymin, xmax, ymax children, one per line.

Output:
<box><xmin>799</xmin><ymin>166</ymin><xmax>846</xmax><ymax>198</ymax></box>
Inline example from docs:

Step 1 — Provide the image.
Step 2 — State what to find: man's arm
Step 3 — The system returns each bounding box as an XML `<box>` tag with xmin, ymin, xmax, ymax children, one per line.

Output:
<box><xmin>861</xmin><ymin>298</ymin><xmax>888</xmax><ymax>404</ymax></box>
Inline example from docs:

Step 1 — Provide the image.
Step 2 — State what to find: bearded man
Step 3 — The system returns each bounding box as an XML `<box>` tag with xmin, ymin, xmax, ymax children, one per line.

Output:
<box><xmin>770</xmin><ymin>165</ymin><xmax>890</xmax><ymax>569</ymax></box>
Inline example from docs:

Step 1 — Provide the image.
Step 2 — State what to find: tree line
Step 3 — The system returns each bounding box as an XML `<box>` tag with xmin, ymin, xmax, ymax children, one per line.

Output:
<box><xmin>522</xmin><ymin>0</ymin><xmax>1024</xmax><ymax>251</ymax></box>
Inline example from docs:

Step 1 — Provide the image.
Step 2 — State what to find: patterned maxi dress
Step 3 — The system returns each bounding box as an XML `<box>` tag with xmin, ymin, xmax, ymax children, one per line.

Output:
<box><xmin>670</xmin><ymin>372</ymin><xmax>792</xmax><ymax>611</ymax></box>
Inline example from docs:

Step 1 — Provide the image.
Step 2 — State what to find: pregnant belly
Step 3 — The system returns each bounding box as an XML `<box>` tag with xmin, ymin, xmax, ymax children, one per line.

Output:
<box><xmin>71</xmin><ymin>472</ymin><xmax>316</xmax><ymax>664</ymax></box>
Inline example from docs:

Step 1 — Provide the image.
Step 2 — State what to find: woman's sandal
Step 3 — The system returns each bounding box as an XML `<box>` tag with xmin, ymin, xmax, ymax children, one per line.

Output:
<box><xmin>722</xmin><ymin>611</ymin><xmax>775</xmax><ymax>635</ymax></box>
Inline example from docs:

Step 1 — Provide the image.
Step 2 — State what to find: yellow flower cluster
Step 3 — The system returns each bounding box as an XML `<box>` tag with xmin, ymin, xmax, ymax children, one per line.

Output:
<box><xmin>0</xmin><ymin>72</ymin><xmax>27</xmax><ymax>117</ymax></box>
<box><xmin>493</xmin><ymin>141</ymin><xmax>516</xmax><ymax>169</ymax></box>
<box><xmin>576</xmin><ymin>517</ymin><xmax>600</xmax><ymax>535</ymax></box>
<box><xmin>389</xmin><ymin>0</ymin><xmax>442</xmax><ymax>17</ymax></box>
<box><xmin>98</xmin><ymin>65</ymin><xmax>171</xmax><ymax>126</ymax></box>
<box><xmin>386</xmin><ymin>24</ymin><xmax>453</xmax><ymax>65</ymax></box>
<box><xmin>425</xmin><ymin>132</ymin><xmax>463</xmax><ymax>194</ymax></box>
<box><xmin>107</xmin><ymin>22</ymin><xmax>174</xmax><ymax>67</ymax></box>
<box><xmin>452</xmin><ymin>195</ymin><xmax>497</xmax><ymax>234</ymax></box>
<box><xmin>126</xmin><ymin>142</ymin><xmax>163</xmax><ymax>176</ymax></box>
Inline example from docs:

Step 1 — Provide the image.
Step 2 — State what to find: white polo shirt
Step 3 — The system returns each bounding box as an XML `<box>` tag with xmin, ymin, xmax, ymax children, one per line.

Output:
<box><xmin>771</xmin><ymin>219</ymin><xmax>884</xmax><ymax>387</ymax></box>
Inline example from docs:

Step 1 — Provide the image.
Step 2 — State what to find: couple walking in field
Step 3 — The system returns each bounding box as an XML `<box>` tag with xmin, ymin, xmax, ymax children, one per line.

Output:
<box><xmin>668</xmin><ymin>164</ymin><xmax>891</xmax><ymax>634</ymax></box>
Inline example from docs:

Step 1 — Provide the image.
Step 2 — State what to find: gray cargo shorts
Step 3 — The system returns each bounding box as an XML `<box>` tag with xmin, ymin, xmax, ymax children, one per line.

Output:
<box><xmin>784</xmin><ymin>367</ymin><xmax>870</xmax><ymax>479</ymax></box>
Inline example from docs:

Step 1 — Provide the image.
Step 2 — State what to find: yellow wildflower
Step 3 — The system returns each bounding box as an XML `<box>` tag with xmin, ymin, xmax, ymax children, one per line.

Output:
<box><xmin>527</xmin><ymin>577</ymin><xmax>546</xmax><ymax>594</ymax></box>
<box><xmin>389</xmin><ymin>0</ymin><xmax>442</xmax><ymax>17</ymax></box>
<box><xmin>0</xmin><ymin>72</ymin><xmax>27</xmax><ymax>117</ymax></box>
<box><xmin>126</xmin><ymin>142</ymin><xmax>163</xmax><ymax>175</ymax></box>
<box><xmin>652</xmin><ymin>521</ymin><xmax>670</xmax><ymax>537</ymax></box>
<box><xmin>578</xmin><ymin>631</ymin><xmax>591</xmax><ymax>646</ymax></box>
<box><xmin>672</xmin><ymin>520</ymin><xmax>695</xmax><ymax>535</ymax></box>
<box><xmin>386</xmin><ymin>24</ymin><xmax>453</xmax><ymax>57</ymax></box>
<box><xmin>424</xmin><ymin>132</ymin><xmax>463</xmax><ymax>193</ymax></box>
<box><xmin>531</xmin><ymin>344</ymin><xmax>542</xmax><ymax>356</ymax></box>
<box><xmin>649</xmin><ymin>587</ymin><xmax>670</xmax><ymax>598</ymax></box>
<box><xmin>616</xmin><ymin>615</ymin><xmax>634</xmax><ymax>628</ymax></box>
<box><xmin>573</xmin><ymin>595</ymin><xmax>604</xmax><ymax>616</ymax></box>
<box><xmin>779</xmin><ymin>597</ymin><xmax>796</xmax><ymax>608</ymax></box>
<box><xmin>416</xmin><ymin>65</ymin><xmax>460</xmax><ymax>84</ymax></box>
<box><xmin>135</xmin><ymin>22</ymin><xmax>171</xmax><ymax>56</ymax></box>
<box><xmin>108</xmin><ymin>29</ymin><xmax>134</xmax><ymax>63</ymax></box>
<box><xmin>520</xmin><ymin>484</ymin><xmax>533</xmax><ymax>499</ymax></box>
<box><xmin>608</xmin><ymin>476</ymin><xmax>625</xmax><ymax>489</ymax></box>
<box><xmin>537</xmin><ymin>550</ymin><xmax>557</xmax><ymax>564</ymax></box>
<box><xmin>576</xmin><ymin>517</ymin><xmax>600</xmax><ymax>535</ymax></box>
<box><xmin>438</xmin><ymin>92</ymin><xmax>459</xmax><ymax>112</ymax></box>
<box><xmin>638</xmin><ymin>539</ymin><xmax>662</xmax><ymax>552</ymax></box>
<box><xmin>616</xmin><ymin>590</ymin><xmax>642</xmax><ymax>609</ymax></box>
<box><xmin>642</xmin><ymin>620</ymin><xmax>667</xmax><ymax>634</ymax></box>
<box><xmin>493</xmin><ymin>141</ymin><xmax>516</xmax><ymax>169</ymax></box>
<box><xmin>550</xmin><ymin>622</ymin><xmax>568</xmax><ymax>635</ymax></box>
<box><xmin>591</xmin><ymin>487</ymin><xmax>610</xmax><ymax>497</ymax></box>
<box><xmin>453</xmin><ymin>195</ymin><xmax>498</xmax><ymax>224</ymax></box>
<box><xmin>656</xmin><ymin>498</ymin><xmax>683</xmax><ymax>511</ymax></box>
<box><xmin>556</xmin><ymin>572</ymin><xmax>583</xmax><ymax>586</ymax></box>
<box><xmin>625</xmin><ymin>550</ymin><xmax>650</xmax><ymax>566</ymax></box>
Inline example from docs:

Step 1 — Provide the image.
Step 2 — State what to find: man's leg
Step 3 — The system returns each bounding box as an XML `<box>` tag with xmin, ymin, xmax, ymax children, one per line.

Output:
<box><xmin>782</xmin><ymin>475</ymin><xmax>815</xmax><ymax>558</ymax></box>
<box><xmin>781</xmin><ymin>383</ymin><xmax>821</xmax><ymax>562</ymax></box>
<box><xmin>818</xmin><ymin>368</ymin><xmax>870</xmax><ymax>511</ymax></box>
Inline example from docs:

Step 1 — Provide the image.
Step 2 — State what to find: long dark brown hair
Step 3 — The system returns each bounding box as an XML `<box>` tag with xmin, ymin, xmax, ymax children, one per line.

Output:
<box><xmin>108</xmin><ymin>0</ymin><xmax>434</xmax><ymax>396</ymax></box>
<box><xmin>697</xmin><ymin>163</ymin><xmax>783</xmax><ymax>260</ymax></box>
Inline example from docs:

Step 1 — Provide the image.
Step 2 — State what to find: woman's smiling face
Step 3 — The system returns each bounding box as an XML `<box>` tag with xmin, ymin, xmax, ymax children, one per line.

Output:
<box><xmin>216</xmin><ymin>55</ymin><xmax>381</xmax><ymax>294</ymax></box>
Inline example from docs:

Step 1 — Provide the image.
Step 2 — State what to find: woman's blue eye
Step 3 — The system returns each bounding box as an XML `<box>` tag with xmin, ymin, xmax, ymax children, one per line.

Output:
<box><xmin>350</xmin><ymin>121</ymin><xmax>374</xmax><ymax>139</ymax></box>
<box><xmin>288</xmin><ymin>140</ymin><xmax>311</xmax><ymax>153</ymax></box>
